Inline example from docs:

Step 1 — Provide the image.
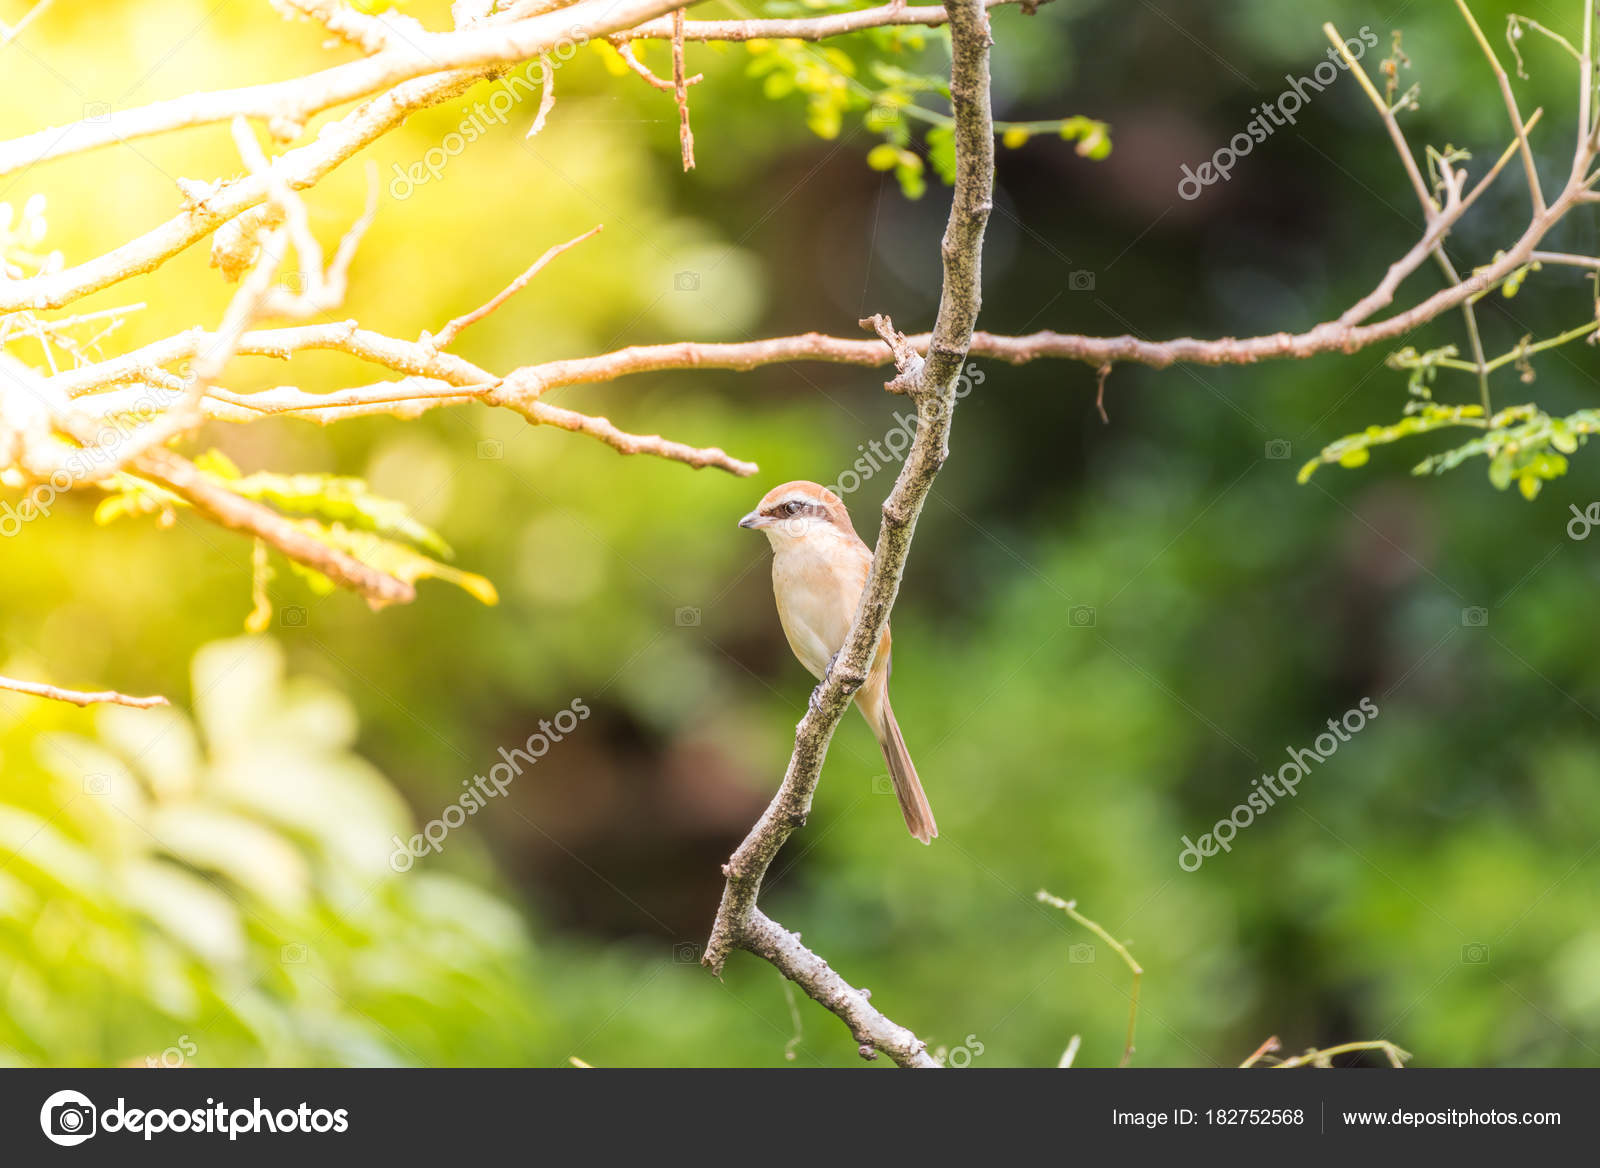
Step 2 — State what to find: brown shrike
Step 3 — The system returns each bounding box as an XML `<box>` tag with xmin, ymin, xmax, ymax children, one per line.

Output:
<box><xmin>739</xmin><ymin>481</ymin><xmax>937</xmax><ymax>843</ymax></box>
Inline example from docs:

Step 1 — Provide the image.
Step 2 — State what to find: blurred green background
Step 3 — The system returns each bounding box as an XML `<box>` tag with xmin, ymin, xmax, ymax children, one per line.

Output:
<box><xmin>3</xmin><ymin>0</ymin><xmax>1600</xmax><ymax>1067</ymax></box>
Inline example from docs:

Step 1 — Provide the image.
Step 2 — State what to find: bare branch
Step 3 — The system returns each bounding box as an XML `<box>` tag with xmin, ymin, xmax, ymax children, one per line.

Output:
<box><xmin>0</xmin><ymin>0</ymin><xmax>1041</xmax><ymax>186</ymax></box>
<box><xmin>615</xmin><ymin>41</ymin><xmax>696</xmax><ymax>90</ymax></box>
<box><xmin>48</xmin><ymin>319</ymin><xmax>758</xmax><ymax>475</ymax></box>
<box><xmin>700</xmin><ymin>0</ymin><xmax>995</xmax><ymax>1065</ymax></box>
<box><xmin>272</xmin><ymin>0</ymin><xmax>393</xmax><ymax>54</ymax></box>
<box><xmin>743</xmin><ymin>910</ymin><xmax>939</xmax><ymax>1068</ymax></box>
<box><xmin>0</xmin><ymin>0</ymin><xmax>57</xmax><ymax>48</ymax></box>
<box><xmin>672</xmin><ymin>9</ymin><xmax>696</xmax><ymax>171</ymax></box>
<box><xmin>0</xmin><ymin>67</ymin><xmax>483</xmax><ymax>312</ymax></box>
<box><xmin>0</xmin><ymin>674</ymin><xmax>167</xmax><ymax>709</ymax></box>
<box><xmin>623</xmin><ymin>0</ymin><xmax>1034</xmax><ymax>43</ymax></box>
<box><xmin>0</xmin><ymin>0</ymin><xmax>683</xmax><ymax>183</ymax></box>
<box><xmin>1530</xmin><ymin>249</ymin><xmax>1600</xmax><ymax>269</ymax></box>
<box><xmin>1456</xmin><ymin>0</ymin><xmax>1545</xmax><ymax>213</ymax></box>
<box><xmin>427</xmin><ymin>224</ymin><xmax>603</xmax><ymax>351</ymax></box>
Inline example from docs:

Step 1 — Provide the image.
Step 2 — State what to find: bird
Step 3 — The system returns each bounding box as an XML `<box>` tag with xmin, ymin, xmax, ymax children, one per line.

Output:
<box><xmin>738</xmin><ymin>480</ymin><xmax>937</xmax><ymax>843</ymax></box>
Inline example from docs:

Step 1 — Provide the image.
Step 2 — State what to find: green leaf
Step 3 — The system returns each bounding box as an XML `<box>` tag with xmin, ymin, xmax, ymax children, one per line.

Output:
<box><xmin>926</xmin><ymin>126</ymin><xmax>957</xmax><ymax>185</ymax></box>
<box><xmin>224</xmin><ymin>472</ymin><xmax>454</xmax><ymax>560</ymax></box>
<box><xmin>1060</xmin><ymin>115</ymin><xmax>1113</xmax><ymax>160</ymax></box>
<box><xmin>894</xmin><ymin>157</ymin><xmax>926</xmax><ymax>200</ymax></box>
<box><xmin>1298</xmin><ymin>404</ymin><xmax>1485</xmax><ymax>483</ymax></box>
<box><xmin>291</xmin><ymin>520</ymin><xmax>498</xmax><ymax>607</ymax></box>
<box><xmin>866</xmin><ymin>143</ymin><xmax>901</xmax><ymax>171</ymax></box>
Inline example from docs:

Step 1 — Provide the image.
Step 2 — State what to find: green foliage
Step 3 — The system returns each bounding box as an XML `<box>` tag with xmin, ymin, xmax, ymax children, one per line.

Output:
<box><xmin>7</xmin><ymin>0</ymin><xmax>1600</xmax><ymax>1073</ymax></box>
<box><xmin>742</xmin><ymin>23</ymin><xmax>1109</xmax><ymax>196</ymax></box>
<box><xmin>1413</xmin><ymin>404</ymin><xmax>1600</xmax><ymax>500</ymax></box>
<box><xmin>94</xmin><ymin>452</ymin><xmax>497</xmax><ymax>616</ymax></box>
<box><xmin>1301</xmin><ymin>319</ymin><xmax>1600</xmax><ymax>498</ymax></box>
<box><xmin>0</xmin><ymin>639</ymin><xmax>543</xmax><ymax>1067</ymax></box>
<box><xmin>288</xmin><ymin>518</ymin><xmax>500</xmax><ymax>606</ymax></box>
<box><xmin>1297</xmin><ymin>403</ymin><xmax>1486</xmax><ymax>483</ymax></box>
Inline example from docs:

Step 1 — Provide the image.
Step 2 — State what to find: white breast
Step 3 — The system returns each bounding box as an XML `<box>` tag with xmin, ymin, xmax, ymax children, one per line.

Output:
<box><xmin>770</xmin><ymin>527</ymin><xmax>870</xmax><ymax>680</ymax></box>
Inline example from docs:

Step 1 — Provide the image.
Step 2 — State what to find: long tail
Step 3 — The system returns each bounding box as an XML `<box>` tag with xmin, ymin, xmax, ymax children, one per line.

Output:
<box><xmin>871</xmin><ymin>697</ymin><xmax>937</xmax><ymax>844</ymax></box>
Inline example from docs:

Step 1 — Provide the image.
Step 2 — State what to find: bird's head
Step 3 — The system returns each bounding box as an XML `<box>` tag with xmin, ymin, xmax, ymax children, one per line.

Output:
<box><xmin>737</xmin><ymin>480</ymin><xmax>857</xmax><ymax>546</ymax></box>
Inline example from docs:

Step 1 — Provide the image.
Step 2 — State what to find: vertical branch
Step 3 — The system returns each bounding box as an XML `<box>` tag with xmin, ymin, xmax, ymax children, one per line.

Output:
<box><xmin>699</xmin><ymin>0</ymin><xmax>995</xmax><ymax>1067</ymax></box>
<box><xmin>672</xmin><ymin>9</ymin><xmax>696</xmax><ymax>170</ymax></box>
<box><xmin>1579</xmin><ymin>0</ymin><xmax>1595</xmax><ymax>148</ymax></box>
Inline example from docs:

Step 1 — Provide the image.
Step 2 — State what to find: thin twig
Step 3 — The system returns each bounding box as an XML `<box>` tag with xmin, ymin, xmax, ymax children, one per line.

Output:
<box><xmin>1456</xmin><ymin>0</ymin><xmax>1545</xmax><ymax>213</ymax></box>
<box><xmin>1239</xmin><ymin>1035</ymin><xmax>1282</xmax><ymax>1068</ymax></box>
<box><xmin>1325</xmin><ymin>22</ymin><xmax>1434</xmax><ymax>214</ymax></box>
<box><xmin>0</xmin><ymin>0</ymin><xmax>57</xmax><ymax>47</ymax></box>
<box><xmin>528</xmin><ymin>55</ymin><xmax>556</xmax><ymax>139</ymax></box>
<box><xmin>1037</xmin><ymin>890</ymin><xmax>1143</xmax><ymax>1067</ymax></box>
<box><xmin>1271</xmin><ymin>1040</ymin><xmax>1412</xmax><ymax>1069</ymax></box>
<box><xmin>615</xmin><ymin>40</ymin><xmax>700</xmax><ymax>90</ymax></box>
<box><xmin>428</xmin><ymin>224</ymin><xmax>603</xmax><ymax>351</ymax></box>
<box><xmin>1530</xmin><ymin>249</ymin><xmax>1600</xmax><ymax>269</ymax></box>
<box><xmin>0</xmin><ymin>674</ymin><xmax>167</xmax><ymax>709</ymax></box>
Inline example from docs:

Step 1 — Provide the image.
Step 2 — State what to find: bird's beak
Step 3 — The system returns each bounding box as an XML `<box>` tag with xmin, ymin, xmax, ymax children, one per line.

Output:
<box><xmin>737</xmin><ymin>510</ymin><xmax>768</xmax><ymax>530</ymax></box>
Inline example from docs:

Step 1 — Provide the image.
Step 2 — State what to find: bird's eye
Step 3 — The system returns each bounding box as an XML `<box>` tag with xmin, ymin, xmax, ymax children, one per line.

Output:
<box><xmin>782</xmin><ymin>501</ymin><xmax>801</xmax><ymax>516</ymax></box>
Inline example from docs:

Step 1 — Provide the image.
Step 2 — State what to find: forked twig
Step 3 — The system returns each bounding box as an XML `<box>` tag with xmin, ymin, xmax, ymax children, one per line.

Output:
<box><xmin>1038</xmin><ymin>890</ymin><xmax>1143</xmax><ymax>1067</ymax></box>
